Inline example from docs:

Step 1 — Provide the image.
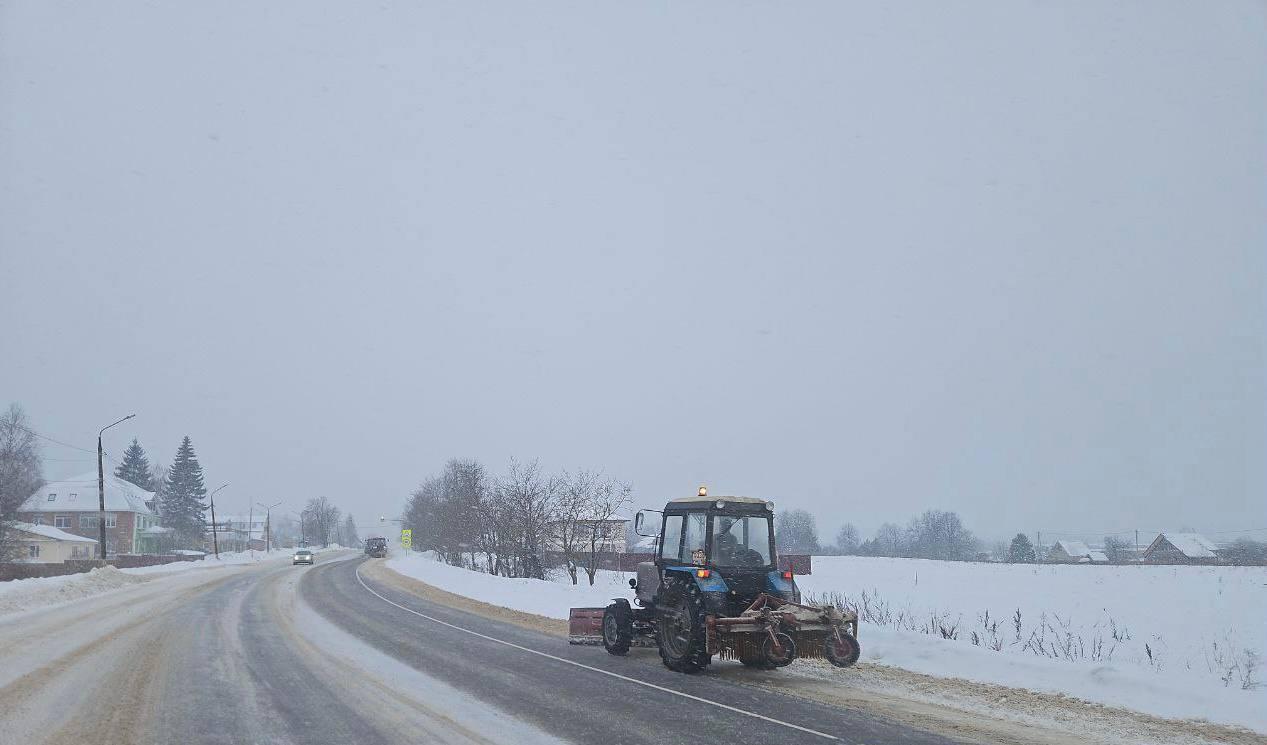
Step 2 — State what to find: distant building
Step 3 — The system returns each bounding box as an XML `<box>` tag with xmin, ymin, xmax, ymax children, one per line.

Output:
<box><xmin>7</xmin><ymin>522</ymin><xmax>98</xmax><ymax>563</ymax></box>
<box><xmin>206</xmin><ymin>515</ymin><xmax>267</xmax><ymax>552</ymax></box>
<box><xmin>1142</xmin><ymin>533</ymin><xmax>1220</xmax><ymax>565</ymax></box>
<box><xmin>1046</xmin><ymin>540</ymin><xmax>1107</xmax><ymax>563</ymax></box>
<box><xmin>546</xmin><ymin>516</ymin><xmax>630</xmax><ymax>555</ymax></box>
<box><xmin>17</xmin><ymin>472</ymin><xmax>161</xmax><ymax>555</ymax></box>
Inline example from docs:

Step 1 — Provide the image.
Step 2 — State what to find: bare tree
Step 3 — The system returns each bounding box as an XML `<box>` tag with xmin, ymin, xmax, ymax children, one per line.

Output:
<box><xmin>551</xmin><ymin>470</ymin><xmax>595</xmax><ymax>584</ymax></box>
<box><xmin>776</xmin><ymin>509</ymin><xmax>821</xmax><ymax>554</ymax></box>
<box><xmin>1103</xmin><ymin>535</ymin><xmax>1132</xmax><ymax>563</ymax></box>
<box><xmin>303</xmin><ymin>497</ymin><xmax>341</xmax><ymax>547</ymax></box>
<box><xmin>0</xmin><ymin>404</ymin><xmax>44</xmax><ymax>561</ymax></box>
<box><xmin>873</xmin><ymin>522</ymin><xmax>905</xmax><ymax>557</ymax></box>
<box><xmin>402</xmin><ymin>459</ymin><xmax>487</xmax><ymax>566</ymax></box>
<box><xmin>834</xmin><ymin>523</ymin><xmax>860</xmax><ymax>555</ymax></box>
<box><xmin>486</xmin><ymin>459</ymin><xmax>556</xmax><ymax>578</ymax></box>
<box><xmin>579</xmin><ymin>473</ymin><xmax>632</xmax><ymax>586</ymax></box>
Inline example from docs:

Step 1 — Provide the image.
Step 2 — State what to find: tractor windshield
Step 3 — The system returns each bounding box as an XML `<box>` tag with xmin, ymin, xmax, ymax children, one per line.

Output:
<box><xmin>711</xmin><ymin>515</ymin><xmax>773</xmax><ymax>568</ymax></box>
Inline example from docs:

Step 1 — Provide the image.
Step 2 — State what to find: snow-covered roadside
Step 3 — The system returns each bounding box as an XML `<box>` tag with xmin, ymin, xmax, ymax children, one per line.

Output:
<box><xmin>383</xmin><ymin>552</ymin><xmax>1267</xmax><ymax>734</ymax></box>
<box><xmin>0</xmin><ymin>545</ymin><xmax>348</xmax><ymax>617</ymax></box>
<box><xmin>385</xmin><ymin>552</ymin><xmax>634</xmax><ymax>619</ymax></box>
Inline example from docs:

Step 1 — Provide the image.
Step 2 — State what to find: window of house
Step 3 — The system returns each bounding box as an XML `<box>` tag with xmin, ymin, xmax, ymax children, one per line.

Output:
<box><xmin>28</xmin><ymin>544</ymin><xmax>39</xmax><ymax>559</ymax></box>
<box><xmin>47</xmin><ymin>493</ymin><xmax>56</xmax><ymax>501</ymax></box>
<box><xmin>54</xmin><ymin>516</ymin><xmax>70</xmax><ymax>528</ymax></box>
<box><xmin>104</xmin><ymin>514</ymin><xmax>117</xmax><ymax>528</ymax></box>
<box><xmin>31</xmin><ymin>516</ymin><xmax>43</xmax><ymax>525</ymax></box>
<box><xmin>69</xmin><ymin>493</ymin><xmax>77</xmax><ymax>501</ymax></box>
<box><xmin>80</xmin><ymin>515</ymin><xmax>98</xmax><ymax>529</ymax></box>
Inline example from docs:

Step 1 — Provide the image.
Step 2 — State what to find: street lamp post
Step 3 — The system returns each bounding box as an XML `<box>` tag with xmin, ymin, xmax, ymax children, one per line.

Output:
<box><xmin>258</xmin><ymin>501</ymin><xmax>282</xmax><ymax>552</ymax></box>
<box><xmin>97</xmin><ymin>414</ymin><xmax>136</xmax><ymax>560</ymax></box>
<box><xmin>208</xmin><ymin>483</ymin><xmax>229</xmax><ymax>559</ymax></box>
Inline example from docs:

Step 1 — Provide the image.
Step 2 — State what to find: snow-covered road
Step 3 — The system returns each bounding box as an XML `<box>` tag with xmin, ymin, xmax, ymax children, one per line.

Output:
<box><xmin>3</xmin><ymin>554</ymin><xmax>1261</xmax><ymax>745</ymax></box>
<box><xmin>0</xmin><ymin>552</ymin><xmax>561</xmax><ymax>745</ymax></box>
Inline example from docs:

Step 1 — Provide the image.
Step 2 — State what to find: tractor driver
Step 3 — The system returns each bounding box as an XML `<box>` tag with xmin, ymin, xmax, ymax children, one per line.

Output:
<box><xmin>715</xmin><ymin>517</ymin><xmax>765</xmax><ymax>566</ymax></box>
<box><xmin>716</xmin><ymin>526</ymin><xmax>740</xmax><ymax>564</ymax></box>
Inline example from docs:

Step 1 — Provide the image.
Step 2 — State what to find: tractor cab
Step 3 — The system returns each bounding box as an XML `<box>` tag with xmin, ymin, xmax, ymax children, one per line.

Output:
<box><xmin>633</xmin><ymin>489</ymin><xmax>797</xmax><ymax>616</ymax></box>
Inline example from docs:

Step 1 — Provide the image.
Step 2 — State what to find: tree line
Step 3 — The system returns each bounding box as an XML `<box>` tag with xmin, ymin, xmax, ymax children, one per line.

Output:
<box><xmin>777</xmin><ymin>508</ymin><xmax>981</xmax><ymax>561</ymax></box>
<box><xmin>402</xmin><ymin>458</ymin><xmax>630</xmax><ymax>585</ymax></box>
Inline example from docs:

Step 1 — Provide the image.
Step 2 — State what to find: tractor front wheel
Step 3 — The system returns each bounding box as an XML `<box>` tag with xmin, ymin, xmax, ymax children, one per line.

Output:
<box><xmin>655</xmin><ymin>580</ymin><xmax>711</xmax><ymax>673</ymax></box>
<box><xmin>602</xmin><ymin>602</ymin><xmax>633</xmax><ymax>656</ymax></box>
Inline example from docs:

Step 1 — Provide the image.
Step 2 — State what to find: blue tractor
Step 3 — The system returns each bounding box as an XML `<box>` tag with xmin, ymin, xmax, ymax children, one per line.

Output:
<box><xmin>569</xmin><ymin>488</ymin><xmax>859</xmax><ymax>673</ymax></box>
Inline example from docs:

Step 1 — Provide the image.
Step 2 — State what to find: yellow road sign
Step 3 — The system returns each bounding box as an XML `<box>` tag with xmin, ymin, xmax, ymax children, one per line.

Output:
<box><xmin>401</xmin><ymin>529</ymin><xmax>412</xmax><ymax>549</ymax></box>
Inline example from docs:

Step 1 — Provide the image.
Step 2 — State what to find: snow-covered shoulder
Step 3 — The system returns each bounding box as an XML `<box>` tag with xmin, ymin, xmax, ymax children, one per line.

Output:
<box><xmin>384</xmin><ymin>552</ymin><xmax>635</xmax><ymax>620</ymax></box>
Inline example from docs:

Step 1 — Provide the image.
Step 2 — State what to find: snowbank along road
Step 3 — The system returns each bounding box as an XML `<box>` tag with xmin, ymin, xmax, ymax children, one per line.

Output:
<box><xmin>0</xmin><ymin>552</ymin><xmax>966</xmax><ymax>745</ymax></box>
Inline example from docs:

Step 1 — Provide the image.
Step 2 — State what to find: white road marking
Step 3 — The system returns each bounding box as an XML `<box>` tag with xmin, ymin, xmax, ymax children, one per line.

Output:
<box><xmin>354</xmin><ymin>564</ymin><xmax>839</xmax><ymax>741</ymax></box>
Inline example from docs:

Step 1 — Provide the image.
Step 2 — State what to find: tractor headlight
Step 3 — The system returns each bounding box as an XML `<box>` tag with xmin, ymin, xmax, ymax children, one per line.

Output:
<box><xmin>764</xmin><ymin>501</ymin><xmax>774</xmax><ymax>511</ymax></box>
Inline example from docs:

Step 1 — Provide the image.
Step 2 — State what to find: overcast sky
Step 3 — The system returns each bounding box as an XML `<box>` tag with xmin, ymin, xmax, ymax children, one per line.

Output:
<box><xmin>2</xmin><ymin>1</ymin><xmax>1264</xmax><ymax>543</ymax></box>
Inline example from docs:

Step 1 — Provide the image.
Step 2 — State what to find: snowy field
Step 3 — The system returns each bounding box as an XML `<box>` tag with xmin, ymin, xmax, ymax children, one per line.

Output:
<box><xmin>386</xmin><ymin>552</ymin><xmax>1266</xmax><ymax>732</ymax></box>
<box><xmin>0</xmin><ymin>545</ymin><xmax>347</xmax><ymax>616</ymax></box>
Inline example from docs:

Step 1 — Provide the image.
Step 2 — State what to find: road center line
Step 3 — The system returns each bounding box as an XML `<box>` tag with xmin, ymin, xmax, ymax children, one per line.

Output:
<box><xmin>353</xmin><ymin>564</ymin><xmax>838</xmax><ymax>741</ymax></box>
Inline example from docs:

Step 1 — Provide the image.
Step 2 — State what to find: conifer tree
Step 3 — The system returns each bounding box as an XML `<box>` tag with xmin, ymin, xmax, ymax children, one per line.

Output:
<box><xmin>1008</xmin><ymin>533</ymin><xmax>1037</xmax><ymax>563</ymax></box>
<box><xmin>161</xmin><ymin>436</ymin><xmax>207</xmax><ymax>546</ymax></box>
<box><xmin>114</xmin><ymin>438</ymin><xmax>153</xmax><ymax>491</ymax></box>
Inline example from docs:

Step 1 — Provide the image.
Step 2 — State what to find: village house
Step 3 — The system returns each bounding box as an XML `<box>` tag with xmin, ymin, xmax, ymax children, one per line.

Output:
<box><xmin>546</xmin><ymin>515</ymin><xmax>630</xmax><ymax>555</ymax></box>
<box><xmin>207</xmin><ymin>514</ymin><xmax>268</xmax><ymax>552</ymax></box>
<box><xmin>16</xmin><ymin>472</ymin><xmax>162</xmax><ymax>556</ymax></box>
<box><xmin>1045</xmin><ymin>540</ymin><xmax>1108</xmax><ymax>563</ymax></box>
<box><xmin>7</xmin><ymin>522</ymin><xmax>98</xmax><ymax>562</ymax></box>
<box><xmin>1142</xmin><ymin>532</ymin><xmax>1221</xmax><ymax>564</ymax></box>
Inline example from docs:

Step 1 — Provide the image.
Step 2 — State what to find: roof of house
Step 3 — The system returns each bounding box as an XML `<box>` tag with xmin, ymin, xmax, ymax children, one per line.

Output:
<box><xmin>21</xmin><ymin>472</ymin><xmax>156</xmax><ymax>515</ymax></box>
<box><xmin>10</xmin><ymin>522</ymin><xmax>98</xmax><ymax>543</ymax></box>
<box><xmin>1153</xmin><ymin>532</ymin><xmax>1219</xmax><ymax>559</ymax></box>
<box><xmin>1087</xmin><ymin>551</ymin><xmax>1109</xmax><ymax>563</ymax></box>
<box><xmin>1053</xmin><ymin>540</ymin><xmax>1092</xmax><ymax>558</ymax></box>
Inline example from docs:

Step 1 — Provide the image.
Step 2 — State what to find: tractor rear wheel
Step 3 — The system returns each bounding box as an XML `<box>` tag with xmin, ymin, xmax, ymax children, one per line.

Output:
<box><xmin>602</xmin><ymin>602</ymin><xmax>633</xmax><ymax>655</ymax></box>
<box><xmin>655</xmin><ymin>580</ymin><xmax>711</xmax><ymax>673</ymax></box>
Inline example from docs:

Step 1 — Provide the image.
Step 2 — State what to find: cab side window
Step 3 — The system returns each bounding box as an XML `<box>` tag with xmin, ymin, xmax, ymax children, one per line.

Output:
<box><xmin>660</xmin><ymin>515</ymin><xmax>684</xmax><ymax>562</ymax></box>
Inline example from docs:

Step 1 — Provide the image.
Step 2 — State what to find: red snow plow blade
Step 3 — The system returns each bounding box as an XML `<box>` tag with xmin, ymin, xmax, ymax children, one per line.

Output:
<box><xmin>569</xmin><ymin>607</ymin><xmax>605</xmax><ymax>645</ymax></box>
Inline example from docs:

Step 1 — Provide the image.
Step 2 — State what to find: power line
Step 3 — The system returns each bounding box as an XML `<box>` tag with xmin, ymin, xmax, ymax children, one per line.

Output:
<box><xmin>11</xmin><ymin>423</ymin><xmax>96</xmax><ymax>454</ymax></box>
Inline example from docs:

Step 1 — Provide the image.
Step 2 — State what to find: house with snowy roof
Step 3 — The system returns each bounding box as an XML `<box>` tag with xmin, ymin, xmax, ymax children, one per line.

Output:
<box><xmin>1046</xmin><ymin>540</ymin><xmax>1108</xmax><ymax>564</ymax></box>
<box><xmin>16</xmin><ymin>472</ymin><xmax>163</xmax><ymax>556</ymax></box>
<box><xmin>1142</xmin><ymin>532</ymin><xmax>1220</xmax><ymax>565</ymax></box>
<box><xmin>7</xmin><ymin>522</ymin><xmax>98</xmax><ymax>563</ymax></box>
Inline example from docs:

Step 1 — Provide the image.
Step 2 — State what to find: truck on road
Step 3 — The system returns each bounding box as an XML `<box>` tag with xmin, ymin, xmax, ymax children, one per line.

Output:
<box><xmin>364</xmin><ymin>536</ymin><xmax>388</xmax><ymax>558</ymax></box>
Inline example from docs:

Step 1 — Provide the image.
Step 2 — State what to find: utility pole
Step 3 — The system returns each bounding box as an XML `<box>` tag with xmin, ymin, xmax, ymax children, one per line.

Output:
<box><xmin>97</xmin><ymin>414</ymin><xmax>136</xmax><ymax>560</ymax></box>
<box><xmin>208</xmin><ymin>483</ymin><xmax>228</xmax><ymax>559</ymax></box>
<box><xmin>1135</xmin><ymin>529</ymin><xmax>1139</xmax><ymax>562</ymax></box>
<box><xmin>247</xmin><ymin>503</ymin><xmax>255</xmax><ymax>555</ymax></box>
<box><xmin>258</xmin><ymin>501</ymin><xmax>282</xmax><ymax>552</ymax></box>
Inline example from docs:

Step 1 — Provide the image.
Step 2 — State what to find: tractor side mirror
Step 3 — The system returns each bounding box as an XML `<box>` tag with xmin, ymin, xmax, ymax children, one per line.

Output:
<box><xmin>634</xmin><ymin>510</ymin><xmax>661</xmax><ymax>537</ymax></box>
